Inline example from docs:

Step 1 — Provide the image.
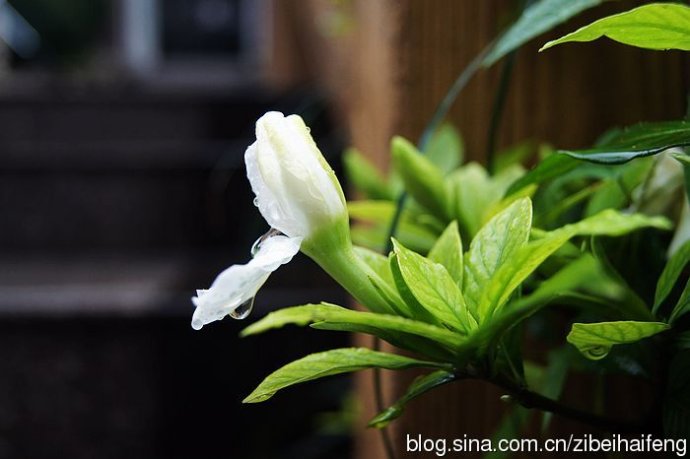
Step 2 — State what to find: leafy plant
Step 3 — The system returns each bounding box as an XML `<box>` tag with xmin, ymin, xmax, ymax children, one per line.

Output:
<box><xmin>192</xmin><ymin>0</ymin><xmax>690</xmax><ymax>450</ymax></box>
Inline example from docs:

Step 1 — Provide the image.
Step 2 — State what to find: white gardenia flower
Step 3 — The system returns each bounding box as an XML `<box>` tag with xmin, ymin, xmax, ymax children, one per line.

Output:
<box><xmin>245</xmin><ymin>111</ymin><xmax>347</xmax><ymax>239</ymax></box>
<box><xmin>192</xmin><ymin>111</ymin><xmax>347</xmax><ymax>329</ymax></box>
<box><xmin>191</xmin><ymin>233</ymin><xmax>301</xmax><ymax>330</ymax></box>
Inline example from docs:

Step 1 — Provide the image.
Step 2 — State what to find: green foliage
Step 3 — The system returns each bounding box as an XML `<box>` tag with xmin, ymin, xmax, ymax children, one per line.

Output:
<box><xmin>428</xmin><ymin>221</ymin><xmax>463</xmax><ymax>286</ymax></box>
<box><xmin>243</xmin><ymin>347</ymin><xmax>450</xmax><ymax>403</ymax></box>
<box><xmin>559</xmin><ymin>121</ymin><xmax>690</xmax><ymax>165</ymax></box>
<box><xmin>484</xmin><ymin>0</ymin><xmax>604</xmax><ymax>66</ymax></box>
<box><xmin>343</xmin><ymin>148</ymin><xmax>394</xmax><ymax>200</ymax></box>
<box><xmin>392</xmin><ymin>136</ymin><xmax>449</xmax><ymax>218</ymax></box>
<box><xmin>541</xmin><ymin>3</ymin><xmax>690</xmax><ymax>52</ymax></box>
<box><xmin>655</xmin><ymin>239</ymin><xmax>690</xmax><ymax>313</ymax></box>
<box><xmin>367</xmin><ymin>370</ymin><xmax>456</xmax><ymax>428</ymax></box>
<box><xmin>424</xmin><ymin>124</ymin><xmax>464</xmax><ymax>174</ymax></box>
<box><xmin>567</xmin><ymin>321</ymin><xmax>670</xmax><ymax>360</ymax></box>
<box><xmin>237</xmin><ymin>0</ymin><xmax>690</xmax><ymax>438</ymax></box>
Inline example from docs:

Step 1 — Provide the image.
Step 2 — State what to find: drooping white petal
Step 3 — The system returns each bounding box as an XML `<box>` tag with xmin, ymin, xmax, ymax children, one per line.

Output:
<box><xmin>191</xmin><ymin>234</ymin><xmax>302</xmax><ymax>330</ymax></box>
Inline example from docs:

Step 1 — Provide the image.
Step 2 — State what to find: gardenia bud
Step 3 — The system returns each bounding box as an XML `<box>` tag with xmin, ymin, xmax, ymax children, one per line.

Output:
<box><xmin>245</xmin><ymin>111</ymin><xmax>347</xmax><ymax>240</ymax></box>
<box><xmin>192</xmin><ymin>111</ymin><xmax>350</xmax><ymax>329</ymax></box>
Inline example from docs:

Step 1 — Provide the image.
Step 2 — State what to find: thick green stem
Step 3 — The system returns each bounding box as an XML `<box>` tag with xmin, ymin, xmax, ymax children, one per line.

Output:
<box><xmin>301</xmin><ymin>221</ymin><xmax>392</xmax><ymax>314</ymax></box>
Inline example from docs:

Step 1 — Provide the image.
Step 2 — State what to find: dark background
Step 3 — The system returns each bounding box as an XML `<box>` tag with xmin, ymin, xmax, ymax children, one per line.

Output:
<box><xmin>0</xmin><ymin>1</ymin><xmax>352</xmax><ymax>457</ymax></box>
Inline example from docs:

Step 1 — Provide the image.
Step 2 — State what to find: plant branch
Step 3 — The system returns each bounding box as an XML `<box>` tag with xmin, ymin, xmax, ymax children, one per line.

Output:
<box><xmin>486</xmin><ymin>50</ymin><xmax>516</xmax><ymax>174</ymax></box>
<box><xmin>486</xmin><ymin>373</ymin><xmax>650</xmax><ymax>434</ymax></box>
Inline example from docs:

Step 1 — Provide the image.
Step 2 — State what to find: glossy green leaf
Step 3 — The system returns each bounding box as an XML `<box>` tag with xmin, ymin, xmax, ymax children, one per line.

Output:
<box><xmin>483</xmin><ymin>0</ymin><xmax>603</xmax><ymax>66</ymax></box>
<box><xmin>464</xmin><ymin>198</ymin><xmax>532</xmax><ymax>319</ymax></box>
<box><xmin>486</xmin><ymin>256</ymin><xmax>601</xmax><ymax>342</ymax></box>
<box><xmin>392</xmin><ymin>136</ymin><xmax>449</xmax><ymax>218</ymax></box>
<box><xmin>243</xmin><ymin>347</ymin><xmax>449</xmax><ymax>403</ymax></box>
<box><xmin>558</xmin><ymin>121</ymin><xmax>690</xmax><ymax>165</ymax></box>
<box><xmin>654</xmin><ymin>239</ymin><xmax>690</xmax><ymax>313</ymax></box>
<box><xmin>541</xmin><ymin>3</ymin><xmax>690</xmax><ymax>52</ymax></box>
<box><xmin>240</xmin><ymin>303</ymin><xmax>463</xmax><ymax>350</ymax></box>
<box><xmin>343</xmin><ymin>148</ymin><xmax>393</xmax><ymax>200</ymax></box>
<box><xmin>425</xmin><ymin>124</ymin><xmax>464</xmax><ymax>175</ymax></box>
<box><xmin>368</xmin><ymin>370</ymin><xmax>456</xmax><ymax>428</ymax></box>
<box><xmin>428</xmin><ymin>221</ymin><xmax>463</xmax><ymax>286</ymax></box>
<box><xmin>567</xmin><ymin>321</ymin><xmax>669</xmax><ymax>360</ymax></box>
<box><xmin>392</xmin><ymin>239</ymin><xmax>474</xmax><ymax>332</ymax></box>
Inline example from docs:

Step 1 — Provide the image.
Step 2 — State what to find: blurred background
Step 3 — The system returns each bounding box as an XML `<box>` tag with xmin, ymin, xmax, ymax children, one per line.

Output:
<box><xmin>0</xmin><ymin>1</ymin><xmax>355</xmax><ymax>458</ymax></box>
<box><xmin>1</xmin><ymin>1</ymin><xmax>687</xmax><ymax>458</ymax></box>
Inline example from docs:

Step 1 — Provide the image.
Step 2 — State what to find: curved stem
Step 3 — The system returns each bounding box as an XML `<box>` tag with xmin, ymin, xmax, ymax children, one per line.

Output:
<box><xmin>486</xmin><ymin>50</ymin><xmax>516</xmax><ymax>174</ymax></box>
<box><xmin>305</xmin><ymin>246</ymin><xmax>392</xmax><ymax>315</ymax></box>
<box><xmin>486</xmin><ymin>373</ymin><xmax>650</xmax><ymax>434</ymax></box>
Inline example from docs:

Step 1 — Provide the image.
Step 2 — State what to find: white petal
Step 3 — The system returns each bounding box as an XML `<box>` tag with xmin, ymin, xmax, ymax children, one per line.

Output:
<box><xmin>191</xmin><ymin>235</ymin><xmax>302</xmax><ymax>330</ymax></box>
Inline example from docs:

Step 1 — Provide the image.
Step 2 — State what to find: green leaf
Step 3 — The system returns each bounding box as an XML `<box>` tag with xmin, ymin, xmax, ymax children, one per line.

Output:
<box><xmin>425</xmin><ymin>124</ymin><xmax>464</xmax><ymax>175</ymax></box>
<box><xmin>479</xmin><ymin>230</ymin><xmax>574</xmax><ymax>319</ymax></box>
<box><xmin>566</xmin><ymin>208</ymin><xmax>671</xmax><ymax>236</ymax></box>
<box><xmin>447</xmin><ymin>163</ymin><xmax>494</xmax><ymax>236</ymax></box>
<box><xmin>351</xmin><ymin>219</ymin><xmax>437</xmax><ymax>254</ymax></box>
<box><xmin>494</xmin><ymin>141</ymin><xmax>537</xmax><ymax>173</ymax></box>
<box><xmin>541</xmin><ymin>3</ymin><xmax>690</xmax><ymax>52</ymax></box>
<box><xmin>343</xmin><ymin>148</ymin><xmax>393</xmax><ymax>200</ymax></box>
<box><xmin>428</xmin><ymin>221</ymin><xmax>463</xmax><ymax>286</ymax></box>
<box><xmin>669</xmin><ymin>278</ymin><xmax>690</xmax><ymax>323</ymax></box>
<box><xmin>484</xmin><ymin>256</ymin><xmax>602</xmax><ymax>345</ymax></box>
<box><xmin>368</xmin><ymin>370</ymin><xmax>456</xmax><ymax>428</ymax></box>
<box><xmin>483</xmin><ymin>0</ymin><xmax>603</xmax><ymax>66</ymax></box>
<box><xmin>673</xmin><ymin>152</ymin><xmax>690</xmax><ymax>201</ymax></box>
<box><xmin>392</xmin><ymin>239</ymin><xmax>475</xmax><ymax>332</ymax></box>
<box><xmin>558</xmin><ymin>121</ymin><xmax>690</xmax><ymax>165</ymax></box>
<box><xmin>463</xmin><ymin>198</ymin><xmax>532</xmax><ymax>319</ymax></box>
<box><xmin>243</xmin><ymin>347</ymin><xmax>449</xmax><ymax>403</ymax></box>
<box><xmin>354</xmin><ymin>245</ymin><xmax>394</xmax><ymax>286</ymax></box>
<box><xmin>240</xmin><ymin>303</ymin><xmax>463</xmax><ymax>351</ymax></box>
<box><xmin>505</xmin><ymin>153</ymin><xmax>580</xmax><ymax>196</ymax></box>
<box><xmin>392</xmin><ymin>136</ymin><xmax>449</xmax><ymax>218</ymax></box>
<box><xmin>567</xmin><ymin>321</ymin><xmax>669</xmax><ymax>360</ymax></box>
<box><xmin>655</xmin><ymin>239</ymin><xmax>690</xmax><ymax>314</ymax></box>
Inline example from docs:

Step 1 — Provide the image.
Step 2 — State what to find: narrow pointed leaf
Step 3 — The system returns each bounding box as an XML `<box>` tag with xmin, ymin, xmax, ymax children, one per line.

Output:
<box><xmin>463</xmin><ymin>198</ymin><xmax>532</xmax><ymax>318</ymax></box>
<box><xmin>655</xmin><ymin>239</ymin><xmax>690</xmax><ymax>313</ymax></box>
<box><xmin>483</xmin><ymin>0</ymin><xmax>603</xmax><ymax>66</ymax></box>
<box><xmin>244</xmin><ymin>347</ymin><xmax>450</xmax><ymax>403</ymax></box>
<box><xmin>392</xmin><ymin>239</ymin><xmax>474</xmax><ymax>332</ymax></box>
<box><xmin>240</xmin><ymin>303</ymin><xmax>463</xmax><ymax>350</ymax></box>
<box><xmin>541</xmin><ymin>3</ymin><xmax>690</xmax><ymax>52</ymax></box>
<box><xmin>392</xmin><ymin>136</ymin><xmax>449</xmax><ymax>218</ymax></box>
<box><xmin>425</xmin><ymin>124</ymin><xmax>463</xmax><ymax>175</ymax></box>
<box><xmin>567</xmin><ymin>321</ymin><xmax>669</xmax><ymax>360</ymax></box>
<box><xmin>428</xmin><ymin>221</ymin><xmax>463</xmax><ymax>286</ymax></box>
<box><xmin>343</xmin><ymin>148</ymin><xmax>393</xmax><ymax>200</ymax></box>
<box><xmin>558</xmin><ymin>121</ymin><xmax>690</xmax><ymax>165</ymax></box>
<box><xmin>368</xmin><ymin>370</ymin><xmax>456</xmax><ymax>428</ymax></box>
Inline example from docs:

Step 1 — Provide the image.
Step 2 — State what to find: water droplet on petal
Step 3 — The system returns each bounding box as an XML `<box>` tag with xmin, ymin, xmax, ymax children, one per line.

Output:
<box><xmin>250</xmin><ymin>228</ymin><xmax>286</xmax><ymax>256</ymax></box>
<box><xmin>230</xmin><ymin>296</ymin><xmax>254</xmax><ymax>320</ymax></box>
<box><xmin>253</xmin><ymin>197</ymin><xmax>260</xmax><ymax>207</ymax></box>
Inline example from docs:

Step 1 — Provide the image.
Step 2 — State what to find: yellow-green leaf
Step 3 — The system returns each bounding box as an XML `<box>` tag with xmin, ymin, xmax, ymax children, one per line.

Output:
<box><xmin>567</xmin><ymin>321</ymin><xmax>669</xmax><ymax>360</ymax></box>
<box><xmin>541</xmin><ymin>3</ymin><xmax>690</xmax><ymax>52</ymax></box>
